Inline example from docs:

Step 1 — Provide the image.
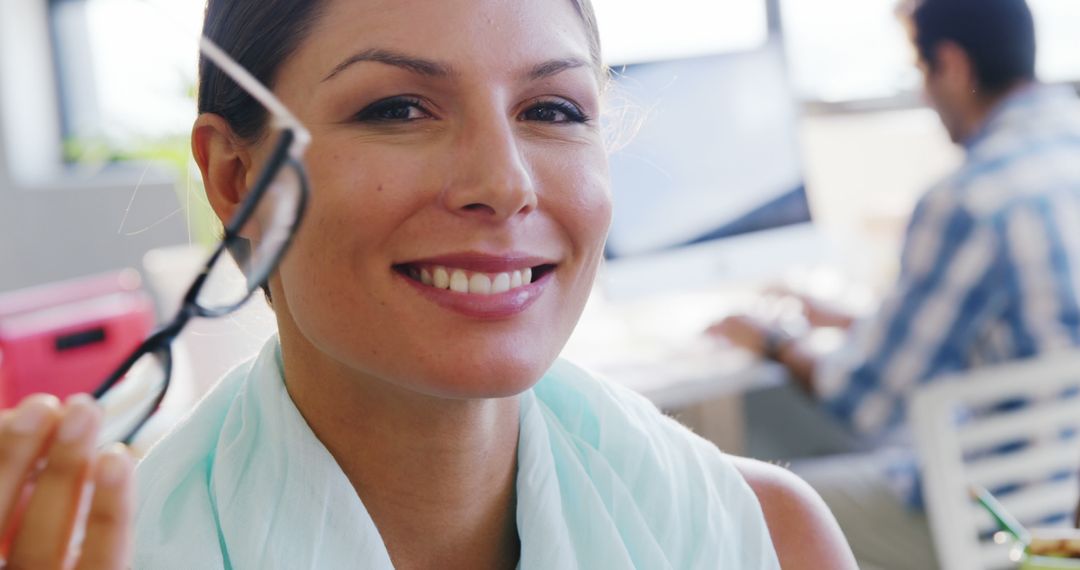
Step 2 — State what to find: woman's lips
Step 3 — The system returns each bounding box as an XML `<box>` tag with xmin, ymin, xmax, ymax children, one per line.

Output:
<box><xmin>392</xmin><ymin>256</ymin><xmax>556</xmax><ymax>319</ymax></box>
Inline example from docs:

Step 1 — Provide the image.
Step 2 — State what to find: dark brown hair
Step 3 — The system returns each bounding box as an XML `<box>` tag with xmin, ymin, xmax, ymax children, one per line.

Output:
<box><xmin>902</xmin><ymin>0</ymin><xmax>1036</xmax><ymax>98</ymax></box>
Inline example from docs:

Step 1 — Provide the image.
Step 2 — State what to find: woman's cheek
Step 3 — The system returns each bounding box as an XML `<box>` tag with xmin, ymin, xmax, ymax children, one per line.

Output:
<box><xmin>306</xmin><ymin>168</ymin><xmax>432</xmax><ymax>237</ymax></box>
<box><xmin>561</xmin><ymin>160</ymin><xmax>612</xmax><ymax>239</ymax></box>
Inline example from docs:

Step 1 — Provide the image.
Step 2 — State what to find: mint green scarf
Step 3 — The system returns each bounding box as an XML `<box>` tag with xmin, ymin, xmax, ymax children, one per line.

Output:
<box><xmin>134</xmin><ymin>336</ymin><xmax>779</xmax><ymax>568</ymax></box>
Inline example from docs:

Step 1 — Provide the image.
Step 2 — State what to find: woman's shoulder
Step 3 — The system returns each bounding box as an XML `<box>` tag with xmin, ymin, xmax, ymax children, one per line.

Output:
<box><xmin>525</xmin><ymin>360</ymin><xmax>782</xmax><ymax>567</ymax></box>
<box><xmin>534</xmin><ymin>360</ymin><xmax>855</xmax><ymax>568</ymax></box>
<box><xmin>731</xmin><ymin>457</ymin><xmax>858</xmax><ymax>570</ymax></box>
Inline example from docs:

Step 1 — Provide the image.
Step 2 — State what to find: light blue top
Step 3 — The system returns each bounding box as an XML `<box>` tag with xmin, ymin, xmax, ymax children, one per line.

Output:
<box><xmin>134</xmin><ymin>336</ymin><xmax>779</xmax><ymax>569</ymax></box>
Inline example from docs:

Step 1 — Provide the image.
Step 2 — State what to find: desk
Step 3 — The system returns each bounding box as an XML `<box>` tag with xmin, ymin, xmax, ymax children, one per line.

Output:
<box><xmin>591</xmin><ymin>352</ymin><xmax>787</xmax><ymax>455</ymax></box>
<box><xmin>578</xmin><ymin>346</ymin><xmax>786</xmax><ymax>411</ymax></box>
<box><xmin>561</xmin><ymin>287</ymin><xmax>790</xmax><ymax>453</ymax></box>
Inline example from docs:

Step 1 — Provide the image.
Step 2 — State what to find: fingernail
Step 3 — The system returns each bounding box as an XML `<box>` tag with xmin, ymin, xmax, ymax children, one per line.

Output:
<box><xmin>97</xmin><ymin>444</ymin><xmax>130</xmax><ymax>486</ymax></box>
<box><xmin>58</xmin><ymin>394</ymin><xmax>98</xmax><ymax>442</ymax></box>
<box><xmin>10</xmin><ymin>396</ymin><xmax>58</xmax><ymax>434</ymax></box>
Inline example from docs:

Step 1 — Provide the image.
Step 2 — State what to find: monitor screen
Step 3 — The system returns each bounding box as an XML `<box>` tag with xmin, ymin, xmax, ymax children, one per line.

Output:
<box><xmin>604</xmin><ymin>42</ymin><xmax>811</xmax><ymax>259</ymax></box>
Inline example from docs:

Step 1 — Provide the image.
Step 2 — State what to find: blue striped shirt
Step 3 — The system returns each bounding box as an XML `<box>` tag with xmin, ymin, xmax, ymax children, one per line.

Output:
<box><xmin>817</xmin><ymin>84</ymin><xmax>1080</xmax><ymax>445</ymax></box>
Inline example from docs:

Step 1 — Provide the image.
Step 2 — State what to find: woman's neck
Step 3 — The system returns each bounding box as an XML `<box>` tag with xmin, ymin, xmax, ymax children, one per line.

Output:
<box><xmin>280</xmin><ymin>334</ymin><xmax>521</xmax><ymax>569</ymax></box>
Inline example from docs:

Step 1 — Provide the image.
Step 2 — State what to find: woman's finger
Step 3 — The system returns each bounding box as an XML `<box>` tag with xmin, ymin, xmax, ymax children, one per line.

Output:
<box><xmin>8</xmin><ymin>394</ymin><xmax>102</xmax><ymax>570</ymax></box>
<box><xmin>74</xmin><ymin>444</ymin><xmax>134</xmax><ymax>570</ymax></box>
<box><xmin>0</xmin><ymin>395</ymin><xmax>62</xmax><ymax>541</ymax></box>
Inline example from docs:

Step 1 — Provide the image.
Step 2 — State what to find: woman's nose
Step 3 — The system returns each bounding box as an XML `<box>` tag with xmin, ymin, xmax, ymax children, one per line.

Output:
<box><xmin>442</xmin><ymin>116</ymin><xmax>538</xmax><ymax>222</ymax></box>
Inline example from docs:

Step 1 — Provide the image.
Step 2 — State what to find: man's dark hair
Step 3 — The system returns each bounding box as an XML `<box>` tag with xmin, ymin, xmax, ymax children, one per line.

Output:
<box><xmin>910</xmin><ymin>0</ymin><xmax>1037</xmax><ymax>97</ymax></box>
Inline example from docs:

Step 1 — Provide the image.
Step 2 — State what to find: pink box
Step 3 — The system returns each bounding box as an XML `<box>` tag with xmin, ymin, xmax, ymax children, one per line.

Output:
<box><xmin>0</xmin><ymin>270</ymin><xmax>154</xmax><ymax>407</ymax></box>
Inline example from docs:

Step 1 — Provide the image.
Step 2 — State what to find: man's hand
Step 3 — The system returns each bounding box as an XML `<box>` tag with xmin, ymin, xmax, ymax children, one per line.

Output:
<box><xmin>798</xmin><ymin>296</ymin><xmax>857</xmax><ymax>330</ymax></box>
<box><xmin>707</xmin><ymin>314</ymin><xmax>819</xmax><ymax>393</ymax></box>
<box><xmin>706</xmin><ymin>315</ymin><xmax>773</xmax><ymax>355</ymax></box>
<box><xmin>0</xmin><ymin>393</ymin><xmax>134</xmax><ymax>570</ymax></box>
<box><xmin>762</xmin><ymin>286</ymin><xmax>857</xmax><ymax>330</ymax></box>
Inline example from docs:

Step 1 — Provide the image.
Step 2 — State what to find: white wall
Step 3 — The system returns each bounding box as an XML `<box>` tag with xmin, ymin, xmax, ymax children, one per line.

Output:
<box><xmin>0</xmin><ymin>174</ymin><xmax>188</xmax><ymax>293</ymax></box>
<box><xmin>0</xmin><ymin>0</ymin><xmax>186</xmax><ymax>294</ymax></box>
<box><xmin>798</xmin><ymin>108</ymin><xmax>964</xmax><ymax>288</ymax></box>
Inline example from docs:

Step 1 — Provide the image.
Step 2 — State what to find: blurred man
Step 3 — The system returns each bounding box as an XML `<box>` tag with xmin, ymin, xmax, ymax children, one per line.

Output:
<box><xmin>713</xmin><ymin>0</ymin><xmax>1080</xmax><ymax>567</ymax></box>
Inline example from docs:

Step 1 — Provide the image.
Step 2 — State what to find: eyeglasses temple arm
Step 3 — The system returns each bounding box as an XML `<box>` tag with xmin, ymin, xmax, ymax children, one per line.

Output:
<box><xmin>199</xmin><ymin>37</ymin><xmax>311</xmax><ymax>158</ymax></box>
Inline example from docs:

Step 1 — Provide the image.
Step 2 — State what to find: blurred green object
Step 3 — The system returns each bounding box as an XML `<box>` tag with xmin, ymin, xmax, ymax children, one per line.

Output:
<box><xmin>1018</xmin><ymin>553</ymin><xmax>1080</xmax><ymax>569</ymax></box>
<box><xmin>972</xmin><ymin>484</ymin><xmax>1080</xmax><ymax>568</ymax></box>
<box><xmin>970</xmin><ymin>484</ymin><xmax>1031</xmax><ymax>545</ymax></box>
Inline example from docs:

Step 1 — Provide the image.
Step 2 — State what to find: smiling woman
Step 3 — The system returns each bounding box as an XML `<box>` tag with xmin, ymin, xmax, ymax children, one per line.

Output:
<box><xmin>0</xmin><ymin>0</ymin><xmax>856</xmax><ymax>568</ymax></box>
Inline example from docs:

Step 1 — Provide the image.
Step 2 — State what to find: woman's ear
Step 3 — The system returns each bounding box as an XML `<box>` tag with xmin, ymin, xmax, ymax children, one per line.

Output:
<box><xmin>191</xmin><ymin>114</ymin><xmax>254</xmax><ymax>228</ymax></box>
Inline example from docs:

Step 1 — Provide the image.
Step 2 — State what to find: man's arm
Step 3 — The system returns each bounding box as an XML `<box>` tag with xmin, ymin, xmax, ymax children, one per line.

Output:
<box><xmin>714</xmin><ymin>190</ymin><xmax>1003</xmax><ymax>438</ymax></box>
<box><xmin>732</xmin><ymin>456</ymin><xmax>858</xmax><ymax>570</ymax></box>
<box><xmin>706</xmin><ymin>315</ymin><xmax>817</xmax><ymax>392</ymax></box>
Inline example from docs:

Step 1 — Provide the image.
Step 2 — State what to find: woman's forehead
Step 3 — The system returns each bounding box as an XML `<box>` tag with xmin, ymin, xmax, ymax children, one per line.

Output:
<box><xmin>291</xmin><ymin>0</ymin><xmax>593</xmax><ymax>82</ymax></box>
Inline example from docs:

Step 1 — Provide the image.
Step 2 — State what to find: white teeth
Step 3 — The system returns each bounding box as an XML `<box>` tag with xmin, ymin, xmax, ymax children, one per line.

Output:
<box><xmin>412</xmin><ymin>265</ymin><xmax>540</xmax><ymax>295</ymax></box>
<box><xmin>469</xmin><ymin>273</ymin><xmax>492</xmax><ymax>294</ymax></box>
<box><xmin>433</xmin><ymin>267</ymin><xmax>450</xmax><ymax>289</ymax></box>
<box><xmin>491</xmin><ymin>273</ymin><xmax>511</xmax><ymax>294</ymax></box>
<box><xmin>449</xmin><ymin>270</ymin><xmax>469</xmax><ymax>293</ymax></box>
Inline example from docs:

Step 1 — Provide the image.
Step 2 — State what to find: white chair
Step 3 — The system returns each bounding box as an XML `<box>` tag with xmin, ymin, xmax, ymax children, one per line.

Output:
<box><xmin>912</xmin><ymin>352</ymin><xmax>1080</xmax><ymax>570</ymax></box>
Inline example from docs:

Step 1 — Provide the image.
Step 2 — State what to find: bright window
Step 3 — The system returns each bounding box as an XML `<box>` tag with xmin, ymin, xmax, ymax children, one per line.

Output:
<box><xmin>50</xmin><ymin>0</ymin><xmax>203</xmax><ymax>160</ymax></box>
<box><xmin>780</xmin><ymin>0</ymin><xmax>1080</xmax><ymax>102</ymax></box>
<box><xmin>51</xmin><ymin>0</ymin><xmax>769</xmax><ymax>157</ymax></box>
<box><xmin>50</xmin><ymin>0</ymin><xmax>1079</xmax><ymax>148</ymax></box>
<box><xmin>592</xmin><ymin>0</ymin><xmax>769</xmax><ymax>65</ymax></box>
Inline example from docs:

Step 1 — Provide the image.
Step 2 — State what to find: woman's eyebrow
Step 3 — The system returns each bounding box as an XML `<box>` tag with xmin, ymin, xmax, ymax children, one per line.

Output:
<box><xmin>322</xmin><ymin>48</ymin><xmax>454</xmax><ymax>82</ymax></box>
<box><xmin>322</xmin><ymin>50</ymin><xmax>589</xmax><ymax>84</ymax></box>
<box><xmin>524</xmin><ymin>58</ymin><xmax>588</xmax><ymax>81</ymax></box>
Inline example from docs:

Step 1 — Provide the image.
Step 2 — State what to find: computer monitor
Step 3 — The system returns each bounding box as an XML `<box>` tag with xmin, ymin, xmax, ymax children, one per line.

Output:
<box><xmin>604</xmin><ymin>41</ymin><xmax>810</xmax><ymax>260</ymax></box>
<box><xmin>598</xmin><ymin>41</ymin><xmax>820</xmax><ymax>302</ymax></box>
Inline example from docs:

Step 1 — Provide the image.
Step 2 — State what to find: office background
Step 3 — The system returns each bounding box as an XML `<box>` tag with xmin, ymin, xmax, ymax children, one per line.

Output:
<box><xmin>0</xmin><ymin>0</ymin><xmax>1077</xmax><ymax>296</ymax></box>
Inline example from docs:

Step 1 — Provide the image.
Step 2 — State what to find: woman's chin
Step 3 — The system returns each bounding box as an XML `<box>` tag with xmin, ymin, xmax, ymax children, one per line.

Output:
<box><xmin>402</xmin><ymin>356</ymin><xmax>554</xmax><ymax>400</ymax></box>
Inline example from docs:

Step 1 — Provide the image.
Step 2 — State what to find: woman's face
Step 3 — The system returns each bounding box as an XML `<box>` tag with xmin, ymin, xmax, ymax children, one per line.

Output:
<box><xmin>260</xmin><ymin>0</ymin><xmax>611</xmax><ymax>398</ymax></box>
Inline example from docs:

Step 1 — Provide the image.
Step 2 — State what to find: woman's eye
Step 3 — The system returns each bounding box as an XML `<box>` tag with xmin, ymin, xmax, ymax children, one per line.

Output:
<box><xmin>353</xmin><ymin>97</ymin><xmax>430</xmax><ymax>123</ymax></box>
<box><xmin>520</xmin><ymin>100</ymin><xmax>589</xmax><ymax>124</ymax></box>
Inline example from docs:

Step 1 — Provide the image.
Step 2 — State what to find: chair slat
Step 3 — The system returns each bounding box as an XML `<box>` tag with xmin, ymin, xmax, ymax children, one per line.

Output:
<box><xmin>911</xmin><ymin>353</ymin><xmax>1080</xmax><ymax>570</ymax></box>
<box><xmin>966</xmin><ymin>439</ymin><xmax>1080</xmax><ymax>489</ymax></box>
<box><xmin>957</xmin><ymin>400</ymin><xmax>1080</xmax><ymax>450</ymax></box>
<box><xmin>970</xmin><ymin>478</ymin><xmax>1079</xmax><ymax>534</ymax></box>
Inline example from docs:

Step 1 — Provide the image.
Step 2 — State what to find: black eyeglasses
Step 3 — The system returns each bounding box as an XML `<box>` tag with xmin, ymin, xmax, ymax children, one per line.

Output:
<box><xmin>92</xmin><ymin>38</ymin><xmax>311</xmax><ymax>445</ymax></box>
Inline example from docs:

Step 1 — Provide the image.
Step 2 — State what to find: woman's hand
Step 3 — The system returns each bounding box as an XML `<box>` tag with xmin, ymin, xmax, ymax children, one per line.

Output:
<box><xmin>0</xmin><ymin>393</ymin><xmax>134</xmax><ymax>570</ymax></box>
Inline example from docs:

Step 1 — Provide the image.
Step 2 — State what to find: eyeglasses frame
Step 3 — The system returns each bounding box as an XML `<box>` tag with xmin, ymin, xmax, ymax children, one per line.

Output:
<box><xmin>91</xmin><ymin>37</ymin><xmax>312</xmax><ymax>444</ymax></box>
